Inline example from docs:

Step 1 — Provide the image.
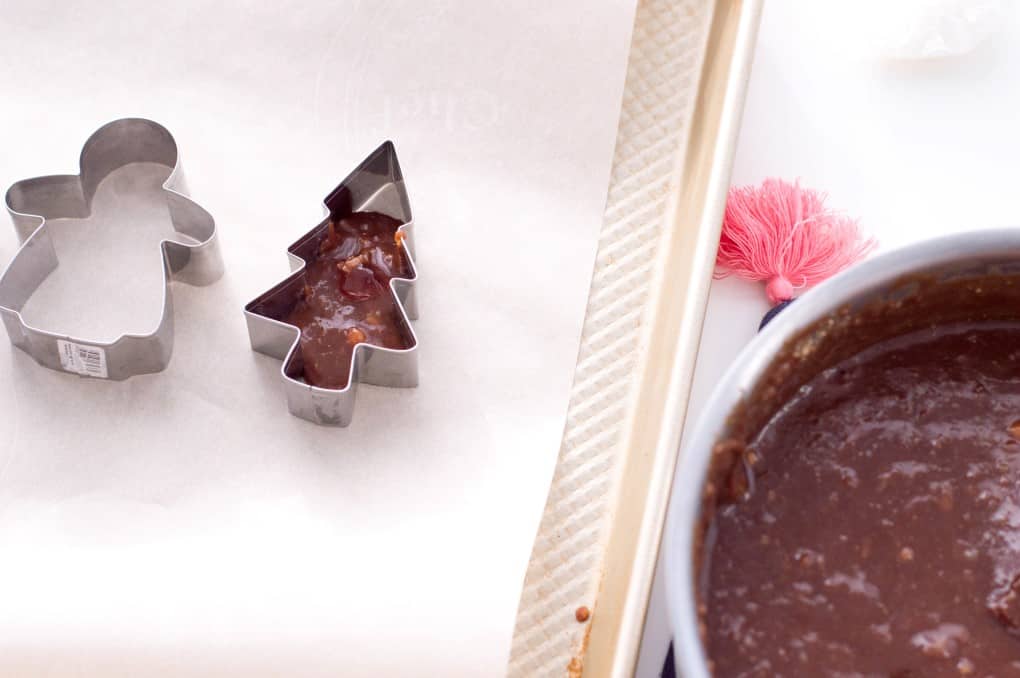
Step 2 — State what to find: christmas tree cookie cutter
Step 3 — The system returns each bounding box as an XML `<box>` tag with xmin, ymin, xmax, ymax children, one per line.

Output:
<box><xmin>244</xmin><ymin>141</ymin><xmax>419</xmax><ymax>427</ymax></box>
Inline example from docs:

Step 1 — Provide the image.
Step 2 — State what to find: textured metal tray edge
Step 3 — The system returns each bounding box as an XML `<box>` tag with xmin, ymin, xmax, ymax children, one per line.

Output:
<box><xmin>587</xmin><ymin>3</ymin><xmax>763</xmax><ymax>676</ymax></box>
<box><xmin>506</xmin><ymin>1</ymin><xmax>762</xmax><ymax>676</ymax></box>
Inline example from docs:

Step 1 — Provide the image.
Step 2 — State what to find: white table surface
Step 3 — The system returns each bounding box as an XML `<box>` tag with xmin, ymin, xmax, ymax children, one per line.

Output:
<box><xmin>638</xmin><ymin>1</ymin><xmax>1020</xmax><ymax>675</ymax></box>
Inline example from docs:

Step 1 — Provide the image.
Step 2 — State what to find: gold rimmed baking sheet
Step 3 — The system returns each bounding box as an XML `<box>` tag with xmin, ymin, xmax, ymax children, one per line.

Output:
<box><xmin>507</xmin><ymin>1</ymin><xmax>762</xmax><ymax>676</ymax></box>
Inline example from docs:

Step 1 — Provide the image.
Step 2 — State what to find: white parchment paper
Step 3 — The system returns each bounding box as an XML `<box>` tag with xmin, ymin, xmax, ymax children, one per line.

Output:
<box><xmin>0</xmin><ymin>2</ymin><xmax>636</xmax><ymax>675</ymax></box>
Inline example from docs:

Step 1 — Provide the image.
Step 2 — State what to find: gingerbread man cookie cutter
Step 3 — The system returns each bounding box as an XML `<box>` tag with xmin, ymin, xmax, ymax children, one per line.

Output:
<box><xmin>0</xmin><ymin>118</ymin><xmax>222</xmax><ymax>379</ymax></box>
<box><xmin>244</xmin><ymin>141</ymin><xmax>419</xmax><ymax>427</ymax></box>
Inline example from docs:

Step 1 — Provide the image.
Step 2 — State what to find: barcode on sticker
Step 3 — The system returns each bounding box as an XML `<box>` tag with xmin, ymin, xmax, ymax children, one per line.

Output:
<box><xmin>57</xmin><ymin>339</ymin><xmax>108</xmax><ymax>379</ymax></box>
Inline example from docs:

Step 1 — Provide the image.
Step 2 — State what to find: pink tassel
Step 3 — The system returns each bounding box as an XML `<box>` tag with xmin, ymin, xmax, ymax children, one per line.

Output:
<box><xmin>716</xmin><ymin>178</ymin><xmax>875</xmax><ymax>305</ymax></box>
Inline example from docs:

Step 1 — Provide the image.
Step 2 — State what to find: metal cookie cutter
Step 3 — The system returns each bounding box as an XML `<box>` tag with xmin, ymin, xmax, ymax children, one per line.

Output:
<box><xmin>0</xmin><ymin>118</ymin><xmax>222</xmax><ymax>379</ymax></box>
<box><xmin>244</xmin><ymin>141</ymin><xmax>419</xmax><ymax>426</ymax></box>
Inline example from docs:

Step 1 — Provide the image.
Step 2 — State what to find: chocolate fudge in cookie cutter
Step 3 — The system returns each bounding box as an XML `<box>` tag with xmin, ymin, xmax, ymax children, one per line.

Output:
<box><xmin>244</xmin><ymin>141</ymin><xmax>419</xmax><ymax>427</ymax></box>
<box><xmin>0</xmin><ymin>118</ymin><xmax>222</xmax><ymax>380</ymax></box>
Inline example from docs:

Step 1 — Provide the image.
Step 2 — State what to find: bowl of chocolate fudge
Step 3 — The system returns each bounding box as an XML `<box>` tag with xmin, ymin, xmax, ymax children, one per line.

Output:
<box><xmin>666</xmin><ymin>230</ymin><xmax>1020</xmax><ymax>677</ymax></box>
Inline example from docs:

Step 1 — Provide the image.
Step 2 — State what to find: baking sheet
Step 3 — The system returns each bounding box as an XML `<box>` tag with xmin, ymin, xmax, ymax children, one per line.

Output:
<box><xmin>509</xmin><ymin>1</ymin><xmax>761</xmax><ymax>676</ymax></box>
<box><xmin>0</xmin><ymin>2</ymin><xmax>636</xmax><ymax>676</ymax></box>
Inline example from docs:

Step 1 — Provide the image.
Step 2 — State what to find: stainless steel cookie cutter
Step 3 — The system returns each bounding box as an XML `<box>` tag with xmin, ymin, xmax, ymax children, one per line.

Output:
<box><xmin>0</xmin><ymin>118</ymin><xmax>222</xmax><ymax>379</ymax></box>
<box><xmin>244</xmin><ymin>141</ymin><xmax>419</xmax><ymax>427</ymax></box>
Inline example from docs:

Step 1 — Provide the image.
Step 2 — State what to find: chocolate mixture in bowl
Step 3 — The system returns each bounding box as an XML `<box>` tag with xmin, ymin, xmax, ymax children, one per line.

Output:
<box><xmin>702</xmin><ymin>319</ymin><xmax>1020</xmax><ymax>676</ymax></box>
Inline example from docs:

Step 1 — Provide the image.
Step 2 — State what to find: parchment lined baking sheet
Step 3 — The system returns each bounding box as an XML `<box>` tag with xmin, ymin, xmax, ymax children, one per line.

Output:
<box><xmin>0</xmin><ymin>2</ymin><xmax>636</xmax><ymax>676</ymax></box>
